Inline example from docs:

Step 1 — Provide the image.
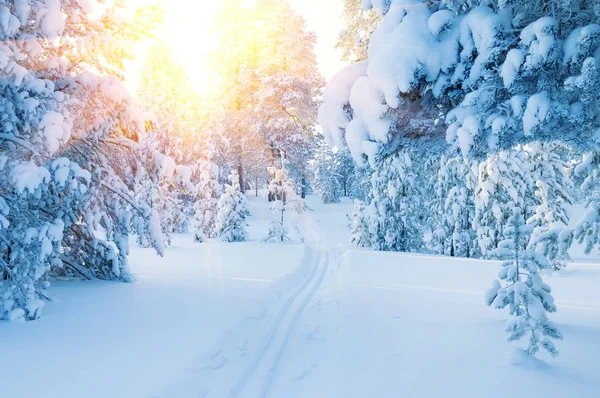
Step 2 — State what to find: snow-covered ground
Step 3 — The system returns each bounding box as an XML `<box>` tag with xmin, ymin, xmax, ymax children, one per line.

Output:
<box><xmin>2</xmin><ymin>196</ymin><xmax>600</xmax><ymax>397</ymax></box>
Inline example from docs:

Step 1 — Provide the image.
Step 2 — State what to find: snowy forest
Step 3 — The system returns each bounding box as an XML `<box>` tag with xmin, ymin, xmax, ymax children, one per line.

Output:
<box><xmin>2</xmin><ymin>0</ymin><xmax>600</xmax><ymax>397</ymax></box>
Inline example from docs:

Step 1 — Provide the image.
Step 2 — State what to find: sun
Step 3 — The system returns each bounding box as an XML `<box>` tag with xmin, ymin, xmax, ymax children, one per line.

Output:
<box><xmin>157</xmin><ymin>0</ymin><xmax>223</xmax><ymax>93</ymax></box>
<box><xmin>126</xmin><ymin>0</ymin><xmax>224</xmax><ymax>95</ymax></box>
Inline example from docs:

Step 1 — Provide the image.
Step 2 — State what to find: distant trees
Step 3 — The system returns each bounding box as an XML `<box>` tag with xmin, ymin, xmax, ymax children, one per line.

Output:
<box><xmin>206</xmin><ymin>0</ymin><xmax>323</xmax><ymax>195</ymax></box>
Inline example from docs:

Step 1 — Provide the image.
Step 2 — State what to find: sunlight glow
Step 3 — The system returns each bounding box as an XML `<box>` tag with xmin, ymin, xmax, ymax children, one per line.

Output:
<box><xmin>126</xmin><ymin>0</ymin><xmax>346</xmax><ymax>95</ymax></box>
<box><xmin>156</xmin><ymin>0</ymin><xmax>222</xmax><ymax>93</ymax></box>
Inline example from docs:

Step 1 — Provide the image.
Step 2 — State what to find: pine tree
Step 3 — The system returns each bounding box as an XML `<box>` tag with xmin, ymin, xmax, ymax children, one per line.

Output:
<box><xmin>474</xmin><ymin>150</ymin><xmax>530</xmax><ymax>256</ymax></box>
<box><xmin>216</xmin><ymin>170</ymin><xmax>249</xmax><ymax>242</ymax></box>
<box><xmin>526</xmin><ymin>142</ymin><xmax>574</xmax><ymax>271</ymax></box>
<box><xmin>350</xmin><ymin>200</ymin><xmax>371</xmax><ymax>248</ymax></box>
<box><xmin>193</xmin><ymin>160</ymin><xmax>221</xmax><ymax>242</ymax></box>
<box><xmin>0</xmin><ymin>0</ymin><xmax>163</xmax><ymax>320</ymax></box>
<box><xmin>370</xmin><ymin>150</ymin><xmax>424</xmax><ymax>252</ymax></box>
<box><xmin>445</xmin><ymin>155</ymin><xmax>479</xmax><ymax>257</ymax></box>
<box><xmin>313</xmin><ymin>142</ymin><xmax>343</xmax><ymax>204</ymax></box>
<box><xmin>265</xmin><ymin>200</ymin><xmax>289</xmax><ymax>243</ymax></box>
<box><xmin>486</xmin><ymin>209</ymin><xmax>562</xmax><ymax>359</ymax></box>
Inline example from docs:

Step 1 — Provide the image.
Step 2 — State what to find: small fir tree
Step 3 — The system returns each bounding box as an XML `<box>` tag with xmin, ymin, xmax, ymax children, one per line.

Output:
<box><xmin>215</xmin><ymin>170</ymin><xmax>249</xmax><ymax>242</ymax></box>
<box><xmin>350</xmin><ymin>200</ymin><xmax>371</xmax><ymax>248</ymax></box>
<box><xmin>486</xmin><ymin>209</ymin><xmax>562</xmax><ymax>359</ymax></box>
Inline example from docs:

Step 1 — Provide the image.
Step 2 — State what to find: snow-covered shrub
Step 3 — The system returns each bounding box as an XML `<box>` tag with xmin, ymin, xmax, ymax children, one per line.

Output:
<box><xmin>216</xmin><ymin>170</ymin><xmax>249</xmax><ymax>242</ymax></box>
<box><xmin>486</xmin><ymin>210</ymin><xmax>562</xmax><ymax>359</ymax></box>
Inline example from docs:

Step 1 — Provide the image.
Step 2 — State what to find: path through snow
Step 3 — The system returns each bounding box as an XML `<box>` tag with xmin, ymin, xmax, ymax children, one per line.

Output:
<box><xmin>1</xmin><ymin>196</ymin><xmax>599</xmax><ymax>398</ymax></box>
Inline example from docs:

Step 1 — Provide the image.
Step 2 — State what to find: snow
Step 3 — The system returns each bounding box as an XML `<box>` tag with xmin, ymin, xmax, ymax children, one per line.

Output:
<box><xmin>40</xmin><ymin>111</ymin><xmax>71</xmax><ymax>153</ymax></box>
<box><xmin>501</xmin><ymin>49</ymin><xmax>525</xmax><ymax>87</ymax></box>
<box><xmin>344</xmin><ymin>75</ymin><xmax>391</xmax><ymax>164</ymax></box>
<box><xmin>11</xmin><ymin>161</ymin><xmax>51</xmax><ymax>195</ymax></box>
<box><xmin>428</xmin><ymin>9</ymin><xmax>453</xmax><ymax>36</ymax></box>
<box><xmin>39</xmin><ymin>0</ymin><xmax>66</xmax><ymax>38</ymax></box>
<box><xmin>318</xmin><ymin>61</ymin><xmax>368</xmax><ymax>150</ymax></box>
<box><xmin>1</xmin><ymin>196</ymin><xmax>600</xmax><ymax>397</ymax></box>
<box><xmin>521</xmin><ymin>17</ymin><xmax>559</xmax><ymax>68</ymax></box>
<box><xmin>523</xmin><ymin>91</ymin><xmax>551</xmax><ymax>137</ymax></box>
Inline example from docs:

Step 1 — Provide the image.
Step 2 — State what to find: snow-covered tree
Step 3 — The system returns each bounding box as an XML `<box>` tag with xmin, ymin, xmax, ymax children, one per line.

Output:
<box><xmin>486</xmin><ymin>209</ymin><xmax>562</xmax><ymax>359</ymax></box>
<box><xmin>136</xmin><ymin>39</ymin><xmax>206</xmax><ymax>165</ymax></box>
<box><xmin>525</xmin><ymin>142</ymin><xmax>573</xmax><ymax>271</ymax></box>
<box><xmin>207</xmin><ymin>0</ymin><xmax>323</xmax><ymax>192</ymax></box>
<box><xmin>572</xmin><ymin>152</ymin><xmax>600</xmax><ymax>255</ymax></box>
<box><xmin>370</xmin><ymin>150</ymin><xmax>425</xmax><ymax>252</ymax></box>
<box><xmin>266</xmin><ymin>167</ymin><xmax>306</xmax><ymax>241</ymax></box>
<box><xmin>348</xmin><ymin>164</ymin><xmax>373</xmax><ymax>202</ymax></box>
<box><xmin>216</xmin><ymin>170</ymin><xmax>249</xmax><ymax>242</ymax></box>
<box><xmin>321</xmin><ymin>1</ymin><xmax>600</xmax><ymax>162</ymax></box>
<box><xmin>193</xmin><ymin>160</ymin><xmax>221</xmax><ymax>242</ymax></box>
<box><xmin>443</xmin><ymin>155</ymin><xmax>478</xmax><ymax>257</ymax></box>
<box><xmin>474</xmin><ymin>151</ymin><xmax>531</xmax><ymax>256</ymax></box>
<box><xmin>336</xmin><ymin>0</ymin><xmax>382</xmax><ymax>62</ymax></box>
<box><xmin>350</xmin><ymin>200</ymin><xmax>371</xmax><ymax>248</ymax></box>
<box><xmin>0</xmin><ymin>0</ymin><xmax>163</xmax><ymax>320</ymax></box>
<box><xmin>313</xmin><ymin>144</ymin><xmax>343</xmax><ymax>204</ymax></box>
<box><xmin>265</xmin><ymin>200</ymin><xmax>289</xmax><ymax>243</ymax></box>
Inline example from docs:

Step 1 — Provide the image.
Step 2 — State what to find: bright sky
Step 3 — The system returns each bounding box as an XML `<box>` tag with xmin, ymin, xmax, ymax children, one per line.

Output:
<box><xmin>127</xmin><ymin>0</ymin><xmax>347</xmax><ymax>93</ymax></box>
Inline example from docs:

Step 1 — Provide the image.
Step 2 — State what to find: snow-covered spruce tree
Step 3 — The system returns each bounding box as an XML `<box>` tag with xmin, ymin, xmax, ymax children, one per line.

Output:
<box><xmin>572</xmin><ymin>152</ymin><xmax>600</xmax><ymax>255</ymax></box>
<box><xmin>335</xmin><ymin>149</ymin><xmax>357</xmax><ymax>198</ymax></box>
<box><xmin>370</xmin><ymin>149</ymin><xmax>426</xmax><ymax>252</ymax></box>
<box><xmin>350</xmin><ymin>200</ymin><xmax>371</xmax><ymax>248</ymax></box>
<box><xmin>526</xmin><ymin>142</ymin><xmax>574</xmax><ymax>271</ymax></box>
<box><xmin>313</xmin><ymin>143</ymin><xmax>343</xmax><ymax>204</ymax></box>
<box><xmin>440</xmin><ymin>153</ymin><xmax>479</xmax><ymax>257</ymax></box>
<box><xmin>349</xmin><ymin>163</ymin><xmax>373</xmax><ymax>202</ymax></box>
<box><xmin>0</xmin><ymin>0</ymin><xmax>163</xmax><ymax>320</ymax></box>
<box><xmin>193</xmin><ymin>160</ymin><xmax>221</xmax><ymax>242</ymax></box>
<box><xmin>320</xmin><ymin>0</ymin><xmax>600</xmax><ymax>165</ymax></box>
<box><xmin>474</xmin><ymin>150</ymin><xmax>531</xmax><ymax>256</ymax></box>
<box><xmin>216</xmin><ymin>170</ymin><xmax>249</xmax><ymax>242</ymax></box>
<box><xmin>265</xmin><ymin>167</ymin><xmax>307</xmax><ymax>241</ymax></box>
<box><xmin>264</xmin><ymin>200</ymin><xmax>289</xmax><ymax>243</ymax></box>
<box><xmin>428</xmin><ymin>154</ymin><xmax>454</xmax><ymax>255</ymax></box>
<box><xmin>486</xmin><ymin>209</ymin><xmax>562</xmax><ymax>360</ymax></box>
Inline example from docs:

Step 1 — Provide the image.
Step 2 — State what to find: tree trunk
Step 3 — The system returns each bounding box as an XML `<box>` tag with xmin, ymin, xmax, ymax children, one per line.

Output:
<box><xmin>255</xmin><ymin>176</ymin><xmax>259</xmax><ymax>197</ymax></box>
<box><xmin>237</xmin><ymin>163</ymin><xmax>244</xmax><ymax>194</ymax></box>
<box><xmin>301</xmin><ymin>174</ymin><xmax>306</xmax><ymax>199</ymax></box>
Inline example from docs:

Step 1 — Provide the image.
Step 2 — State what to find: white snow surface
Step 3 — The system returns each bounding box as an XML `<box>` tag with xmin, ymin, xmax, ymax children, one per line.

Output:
<box><xmin>1</xmin><ymin>196</ymin><xmax>599</xmax><ymax>397</ymax></box>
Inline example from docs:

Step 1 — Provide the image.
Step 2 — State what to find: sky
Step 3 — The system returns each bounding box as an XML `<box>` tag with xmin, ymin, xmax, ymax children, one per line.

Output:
<box><xmin>127</xmin><ymin>0</ymin><xmax>347</xmax><ymax>93</ymax></box>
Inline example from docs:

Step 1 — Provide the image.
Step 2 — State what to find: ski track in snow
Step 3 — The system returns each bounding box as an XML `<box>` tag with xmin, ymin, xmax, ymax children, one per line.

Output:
<box><xmin>227</xmin><ymin>248</ymin><xmax>329</xmax><ymax>398</ymax></box>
